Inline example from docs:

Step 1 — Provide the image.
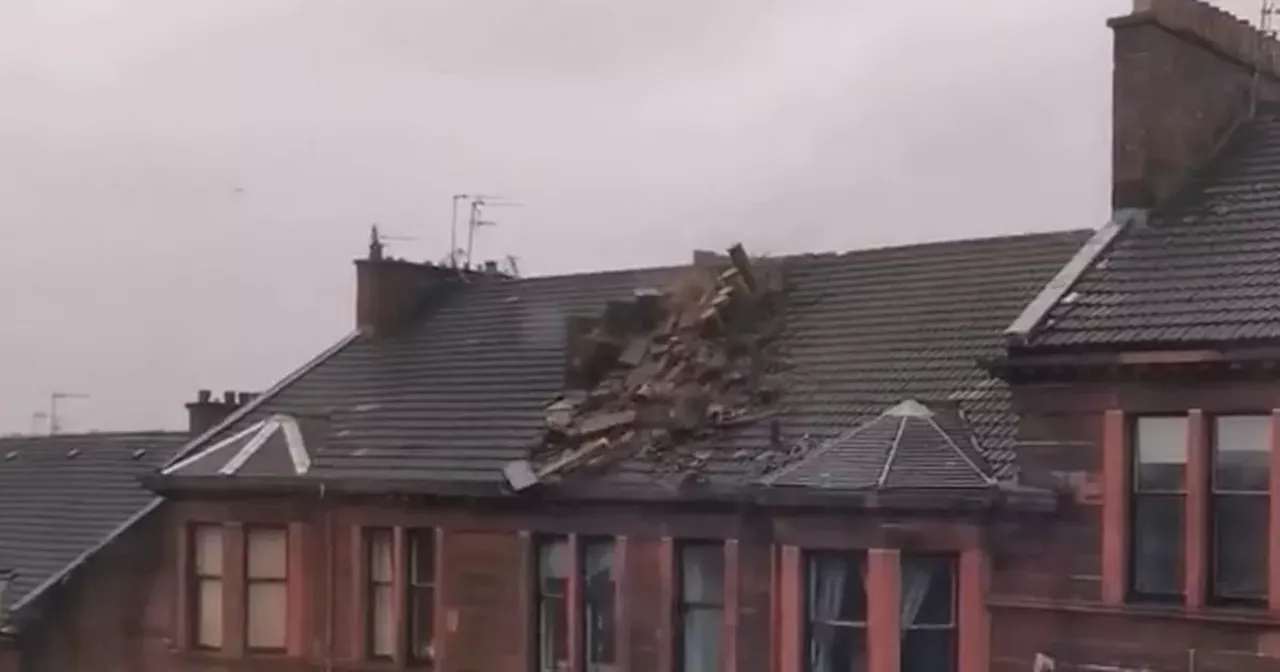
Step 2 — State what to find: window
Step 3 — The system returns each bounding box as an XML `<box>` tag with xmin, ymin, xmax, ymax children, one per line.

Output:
<box><xmin>677</xmin><ymin>543</ymin><xmax>724</xmax><ymax>672</ymax></box>
<box><xmin>581</xmin><ymin>539</ymin><xmax>616</xmax><ymax>671</ymax></box>
<box><xmin>408</xmin><ymin>530</ymin><xmax>436</xmax><ymax>662</ymax></box>
<box><xmin>1130</xmin><ymin>416</ymin><xmax>1187</xmax><ymax>600</ymax></box>
<box><xmin>1211</xmin><ymin>415</ymin><xmax>1270</xmax><ymax>604</ymax></box>
<box><xmin>899</xmin><ymin>554</ymin><xmax>956</xmax><ymax>672</ymax></box>
<box><xmin>191</xmin><ymin>525</ymin><xmax>224</xmax><ymax>649</ymax></box>
<box><xmin>804</xmin><ymin>551</ymin><xmax>867</xmax><ymax>672</ymax></box>
<box><xmin>536</xmin><ymin>537</ymin><xmax>570</xmax><ymax>672</ymax></box>
<box><xmin>366</xmin><ymin>529</ymin><xmax>395</xmax><ymax>658</ymax></box>
<box><xmin>246</xmin><ymin>527</ymin><xmax>288</xmax><ymax>651</ymax></box>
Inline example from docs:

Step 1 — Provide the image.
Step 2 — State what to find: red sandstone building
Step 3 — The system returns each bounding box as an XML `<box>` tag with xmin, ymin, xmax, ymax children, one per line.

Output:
<box><xmin>6</xmin><ymin>1</ymin><xmax>1280</xmax><ymax>672</ymax></box>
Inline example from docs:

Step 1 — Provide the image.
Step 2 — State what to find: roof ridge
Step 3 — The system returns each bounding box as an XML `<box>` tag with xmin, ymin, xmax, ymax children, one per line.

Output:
<box><xmin>922</xmin><ymin>414</ymin><xmax>997</xmax><ymax>486</ymax></box>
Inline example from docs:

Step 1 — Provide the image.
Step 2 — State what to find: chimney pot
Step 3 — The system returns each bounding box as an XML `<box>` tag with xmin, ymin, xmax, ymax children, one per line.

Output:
<box><xmin>222</xmin><ymin>390</ymin><xmax>236</xmax><ymax>405</ymax></box>
<box><xmin>484</xmin><ymin>260</ymin><xmax>499</xmax><ymax>273</ymax></box>
<box><xmin>197</xmin><ymin>389</ymin><xmax>212</xmax><ymax>403</ymax></box>
<box><xmin>237</xmin><ymin>391</ymin><xmax>253</xmax><ymax>405</ymax></box>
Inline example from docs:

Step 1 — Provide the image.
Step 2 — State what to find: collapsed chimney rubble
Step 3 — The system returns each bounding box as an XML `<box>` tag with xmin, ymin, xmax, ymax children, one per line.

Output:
<box><xmin>502</xmin><ymin>243</ymin><xmax>786</xmax><ymax>491</ymax></box>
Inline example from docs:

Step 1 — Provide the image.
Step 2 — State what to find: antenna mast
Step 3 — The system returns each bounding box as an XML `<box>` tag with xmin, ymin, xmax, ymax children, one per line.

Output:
<box><xmin>448</xmin><ymin>194</ymin><xmax>519</xmax><ymax>269</ymax></box>
<box><xmin>1253</xmin><ymin>0</ymin><xmax>1278</xmax><ymax>115</ymax></box>
<box><xmin>49</xmin><ymin>392</ymin><xmax>89</xmax><ymax>435</ymax></box>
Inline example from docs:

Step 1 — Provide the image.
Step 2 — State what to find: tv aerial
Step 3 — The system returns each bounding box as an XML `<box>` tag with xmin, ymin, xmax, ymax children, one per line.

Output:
<box><xmin>449</xmin><ymin>194</ymin><xmax>520</xmax><ymax>269</ymax></box>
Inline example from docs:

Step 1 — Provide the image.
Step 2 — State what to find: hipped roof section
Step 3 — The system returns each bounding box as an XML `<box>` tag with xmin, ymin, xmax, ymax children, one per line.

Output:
<box><xmin>760</xmin><ymin>399</ymin><xmax>997</xmax><ymax>490</ymax></box>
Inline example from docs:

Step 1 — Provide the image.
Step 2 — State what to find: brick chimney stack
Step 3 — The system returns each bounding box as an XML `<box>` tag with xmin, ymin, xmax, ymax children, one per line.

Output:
<box><xmin>186</xmin><ymin>389</ymin><xmax>248</xmax><ymax>437</ymax></box>
<box><xmin>1109</xmin><ymin>0</ymin><xmax>1280</xmax><ymax>209</ymax></box>
<box><xmin>354</xmin><ymin>226</ymin><xmax>475</xmax><ymax>336</ymax></box>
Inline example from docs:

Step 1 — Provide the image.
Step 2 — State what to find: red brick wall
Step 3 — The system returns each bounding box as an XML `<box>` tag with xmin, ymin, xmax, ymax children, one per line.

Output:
<box><xmin>999</xmin><ymin>375</ymin><xmax>1280</xmax><ymax>672</ymax></box>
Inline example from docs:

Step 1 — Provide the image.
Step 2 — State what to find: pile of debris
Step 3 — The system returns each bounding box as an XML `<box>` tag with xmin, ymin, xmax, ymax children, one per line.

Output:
<box><xmin>503</xmin><ymin>244</ymin><xmax>786</xmax><ymax>491</ymax></box>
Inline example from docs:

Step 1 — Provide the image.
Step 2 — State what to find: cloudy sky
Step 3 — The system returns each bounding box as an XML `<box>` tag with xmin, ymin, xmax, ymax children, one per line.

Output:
<box><xmin>0</xmin><ymin>0</ymin><xmax>1261</xmax><ymax>433</ymax></box>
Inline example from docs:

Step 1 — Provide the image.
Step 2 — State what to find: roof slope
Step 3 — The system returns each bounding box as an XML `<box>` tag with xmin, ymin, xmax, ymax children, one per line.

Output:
<box><xmin>0</xmin><ymin>431</ymin><xmax>186</xmax><ymax>615</ymax></box>
<box><xmin>1029</xmin><ymin>106</ymin><xmax>1280</xmax><ymax>349</ymax></box>
<box><xmin>172</xmin><ymin>230</ymin><xmax>1088</xmax><ymax>490</ymax></box>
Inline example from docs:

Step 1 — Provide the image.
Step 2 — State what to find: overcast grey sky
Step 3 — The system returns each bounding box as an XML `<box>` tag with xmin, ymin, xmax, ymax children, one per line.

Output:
<box><xmin>0</xmin><ymin>0</ymin><xmax>1261</xmax><ymax>433</ymax></box>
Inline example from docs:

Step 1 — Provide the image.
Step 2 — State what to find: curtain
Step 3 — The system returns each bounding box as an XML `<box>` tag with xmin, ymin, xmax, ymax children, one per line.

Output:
<box><xmin>807</xmin><ymin>555</ymin><xmax>848</xmax><ymax>672</ymax></box>
<box><xmin>899</xmin><ymin>561</ymin><xmax>937</xmax><ymax>634</ymax></box>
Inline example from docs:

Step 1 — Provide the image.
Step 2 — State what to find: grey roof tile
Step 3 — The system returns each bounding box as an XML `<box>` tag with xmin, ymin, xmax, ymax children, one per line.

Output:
<box><xmin>1030</xmin><ymin>106</ymin><xmax>1280</xmax><ymax>348</ymax></box>
<box><xmin>0</xmin><ymin>432</ymin><xmax>186</xmax><ymax>614</ymax></box>
<box><xmin>173</xmin><ymin>230</ymin><xmax>1089</xmax><ymax>489</ymax></box>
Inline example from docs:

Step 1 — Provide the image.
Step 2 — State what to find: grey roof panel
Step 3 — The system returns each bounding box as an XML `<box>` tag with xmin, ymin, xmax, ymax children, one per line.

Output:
<box><xmin>1029</xmin><ymin>106</ymin><xmax>1280</xmax><ymax>348</ymax></box>
<box><xmin>177</xmin><ymin>230</ymin><xmax>1089</xmax><ymax>489</ymax></box>
<box><xmin>0</xmin><ymin>432</ymin><xmax>187</xmax><ymax>614</ymax></box>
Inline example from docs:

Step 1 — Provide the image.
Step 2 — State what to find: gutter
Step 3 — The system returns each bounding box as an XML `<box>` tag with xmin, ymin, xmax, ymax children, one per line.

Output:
<box><xmin>144</xmin><ymin>473</ymin><xmax>1058</xmax><ymax>514</ymax></box>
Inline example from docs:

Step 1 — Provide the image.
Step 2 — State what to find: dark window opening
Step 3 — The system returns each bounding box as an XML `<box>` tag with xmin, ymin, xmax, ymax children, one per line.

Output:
<box><xmin>899</xmin><ymin>554</ymin><xmax>956</xmax><ymax>672</ymax></box>
<box><xmin>676</xmin><ymin>543</ymin><xmax>724</xmax><ymax>672</ymax></box>
<box><xmin>1130</xmin><ymin>416</ymin><xmax>1187</xmax><ymax>601</ymax></box>
<box><xmin>408</xmin><ymin>529</ymin><xmax>436</xmax><ymax>662</ymax></box>
<box><xmin>804</xmin><ymin>551</ymin><xmax>867</xmax><ymax>672</ymax></box>
<box><xmin>536</xmin><ymin>537</ymin><xmax>570</xmax><ymax>672</ymax></box>
<box><xmin>581</xmin><ymin>538</ymin><xmax>616</xmax><ymax>670</ymax></box>
<box><xmin>1211</xmin><ymin>415</ymin><xmax>1270</xmax><ymax>605</ymax></box>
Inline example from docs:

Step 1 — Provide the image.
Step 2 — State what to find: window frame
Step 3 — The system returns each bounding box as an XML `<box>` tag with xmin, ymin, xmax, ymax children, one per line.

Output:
<box><xmin>1127</xmin><ymin>414</ymin><xmax>1189</xmax><ymax>603</ymax></box>
<box><xmin>244</xmin><ymin>525</ymin><xmax>290</xmax><ymax>653</ymax></box>
<box><xmin>578</xmin><ymin>537</ymin><xmax>617</xmax><ymax>671</ymax></box>
<box><xmin>365</xmin><ymin>527</ymin><xmax>396</xmax><ymax>660</ymax></box>
<box><xmin>802</xmin><ymin>549</ymin><xmax>869</xmax><ymax>672</ymax></box>
<box><xmin>674</xmin><ymin>541</ymin><xmax>726</xmax><ymax>672</ymax></box>
<box><xmin>189</xmin><ymin>523</ymin><xmax>225</xmax><ymax>651</ymax></box>
<box><xmin>407</xmin><ymin>528</ymin><xmax>436</xmax><ymax>664</ymax></box>
<box><xmin>534</xmin><ymin>535</ymin><xmax>571</xmax><ymax>672</ymax></box>
<box><xmin>899</xmin><ymin>553</ymin><xmax>958</xmax><ymax>672</ymax></box>
<box><xmin>1208</xmin><ymin>413</ymin><xmax>1271</xmax><ymax>607</ymax></box>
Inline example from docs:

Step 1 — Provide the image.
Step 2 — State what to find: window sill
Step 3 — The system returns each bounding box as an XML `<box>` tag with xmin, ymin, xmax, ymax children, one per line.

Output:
<box><xmin>988</xmin><ymin>596</ymin><xmax>1280</xmax><ymax>626</ymax></box>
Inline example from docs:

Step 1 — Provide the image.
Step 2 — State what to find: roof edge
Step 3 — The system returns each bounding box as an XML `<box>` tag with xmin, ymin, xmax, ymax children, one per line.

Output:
<box><xmin>1003</xmin><ymin>210</ymin><xmax>1143</xmax><ymax>346</ymax></box>
<box><xmin>8</xmin><ymin>498</ymin><xmax>162</xmax><ymax>617</ymax></box>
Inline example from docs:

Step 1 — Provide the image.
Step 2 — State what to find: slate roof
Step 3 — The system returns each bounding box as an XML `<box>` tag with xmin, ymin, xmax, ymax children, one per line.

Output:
<box><xmin>0</xmin><ymin>431</ymin><xmax>187</xmax><ymax>616</ymax></box>
<box><xmin>1027</xmin><ymin>105</ymin><xmax>1280</xmax><ymax>349</ymax></box>
<box><xmin>164</xmin><ymin>230</ymin><xmax>1089</xmax><ymax>492</ymax></box>
<box><xmin>761</xmin><ymin>399</ymin><xmax>996</xmax><ymax>490</ymax></box>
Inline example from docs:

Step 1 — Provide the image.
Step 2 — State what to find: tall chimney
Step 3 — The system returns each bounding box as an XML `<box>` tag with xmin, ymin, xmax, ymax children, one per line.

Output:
<box><xmin>354</xmin><ymin>227</ymin><xmax>471</xmax><ymax>336</ymax></box>
<box><xmin>186</xmin><ymin>389</ymin><xmax>245</xmax><ymax>437</ymax></box>
<box><xmin>1109</xmin><ymin>0</ymin><xmax>1280</xmax><ymax>209</ymax></box>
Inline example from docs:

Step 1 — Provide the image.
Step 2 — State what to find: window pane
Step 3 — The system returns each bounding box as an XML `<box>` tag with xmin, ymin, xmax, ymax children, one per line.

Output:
<box><xmin>370</xmin><ymin>583</ymin><xmax>395</xmax><ymax>657</ymax></box>
<box><xmin>411</xmin><ymin>585</ymin><xmax>435</xmax><ymax>661</ymax></box>
<box><xmin>539</xmin><ymin>594</ymin><xmax>568</xmax><ymax>672</ymax></box>
<box><xmin>539</xmin><ymin>539</ymin><xmax>570</xmax><ymax>591</ymax></box>
<box><xmin>1214</xmin><ymin>416</ymin><xmax>1270</xmax><ymax>492</ymax></box>
<box><xmin>902</xmin><ymin>628</ymin><xmax>955</xmax><ymax>672</ymax></box>
<box><xmin>411</xmin><ymin>530</ymin><xmax>434</xmax><ymax>585</ymax></box>
<box><xmin>193</xmin><ymin>525</ymin><xmax>223</xmax><ymax>577</ymax></box>
<box><xmin>196</xmin><ymin>577</ymin><xmax>223</xmax><ymax>648</ymax></box>
<box><xmin>368</xmin><ymin>530</ymin><xmax>393</xmax><ymax>583</ymax></box>
<box><xmin>805</xmin><ymin>623</ymin><xmax>865</xmax><ymax>672</ymax></box>
<box><xmin>900</xmin><ymin>555</ymin><xmax>954</xmax><ymax>627</ymax></box>
<box><xmin>1213</xmin><ymin>494</ymin><xmax>1269</xmax><ymax>601</ymax></box>
<box><xmin>582</xmin><ymin>540</ymin><xmax>615</xmax><ymax>664</ymax></box>
<box><xmin>1131</xmin><ymin>494</ymin><xmax>1184</xmax><ymax>597</ymax></box>
<box><xmin>537</xmin><ymin>538</ymin><xmax>570</xmax><ymax>672</ymax></box>
<box><xmin>806</xmin><ymin>553</ymin><xmax>866</xmax><ymax>623</ymax></box>
<box><xmin>680</xmin><ymin>608</ymin><xmax>722</xmax><ymax>672</ymax></box>
<box><xmin>1134</xmin><ymin>416</ymin><xmax>1188</xmax><ymax>492</ymax></box>
<box><xmin>247</xmin><ymin>581</ymin><xmax>288</xmax><ymax>650</ymax></box>
<box><xmin>247</xmin><ymin>528</ymin><xmax>288</xmax><ymax>580</ymax></box>
<box><xmin>680</xmin><ymin>544</ymin><xmax>724</xmax><ymax>605</ymax></box>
